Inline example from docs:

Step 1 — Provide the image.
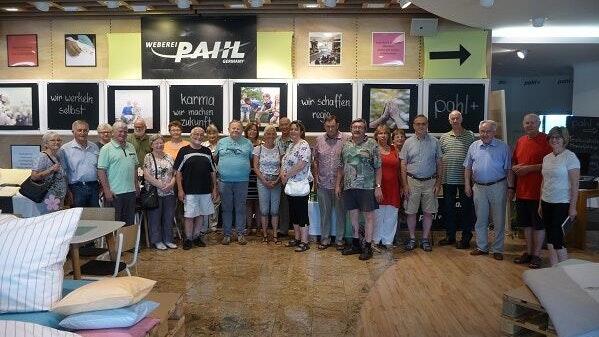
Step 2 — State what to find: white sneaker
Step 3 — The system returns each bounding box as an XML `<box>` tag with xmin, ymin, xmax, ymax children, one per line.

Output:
<box><xmin>165</xmin><ymin>242</ymin><xmax>178</xmax><ymax>249</ymax></box>
<box><xmin>155</xmin><ymin>242</ymin><xmax>167</xmax><ymax>250</ymax></box>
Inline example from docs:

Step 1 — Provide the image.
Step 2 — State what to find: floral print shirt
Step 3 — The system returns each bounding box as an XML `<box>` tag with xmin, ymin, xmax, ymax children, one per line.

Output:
<box><xmin>282</xmin><ymin>139</ymin><xmax>311</xmax><ymax>183</ymax></box>
<box><xmin>143</xmin><ymin>153</ymin><xmax>175</xmax><ymax>196</ymax></box>
<box><xmin>340</xmin><ymin>137</ymin><xmax>381</xmax><ymax>190</ymax></box>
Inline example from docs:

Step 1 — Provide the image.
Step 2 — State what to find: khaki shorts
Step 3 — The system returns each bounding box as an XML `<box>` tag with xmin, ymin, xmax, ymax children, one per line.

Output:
<box><xmin>404</xmin><ymin>177</ymin><xmax>438</xmax><ymax>214</ymax></box>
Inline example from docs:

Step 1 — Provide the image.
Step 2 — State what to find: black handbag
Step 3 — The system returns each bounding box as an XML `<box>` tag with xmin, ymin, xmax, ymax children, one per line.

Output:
<box><xmin>141</xmin><ymin>153</ymin><xmax>159</xmax><ymax>210</ymax></box>
<box><xmin>19</xmin><ymin>153</ymin><xmax>56</xmax><ymax>203</ymax></box>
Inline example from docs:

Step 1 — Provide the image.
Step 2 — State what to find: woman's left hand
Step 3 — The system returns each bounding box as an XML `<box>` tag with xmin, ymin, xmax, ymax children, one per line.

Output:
<box><xmin>569</xmin><ymin>208</ymin><xmax>577</xmax><ymax>220</ymax></box>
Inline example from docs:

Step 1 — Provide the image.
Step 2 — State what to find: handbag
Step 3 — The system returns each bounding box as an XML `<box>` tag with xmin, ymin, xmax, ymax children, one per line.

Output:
<box><xmin>141</xmin><ymin>153</ymin><xmax>159</xmax><ymax>209</ymax></box>
<box><xmin>284</xmin><ymin>179</ymin><xmax>310</xmax><ymax>197</ymax></box>
<box><xmin>19</xmin><ymin>152</ymin><xmax>56</xmax><ymax>203</ymax></box>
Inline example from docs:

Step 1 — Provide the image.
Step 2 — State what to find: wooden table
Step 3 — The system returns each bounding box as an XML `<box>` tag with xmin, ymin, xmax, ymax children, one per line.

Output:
<box><xmin>70</xmin><ymin>219</ymin><xmax>125</xmax><ymax>280</ymax></box>
<box><xmin>568</xmin><ymin>188</ymin><xmax>599</xmax><ymax>250</ymax></box>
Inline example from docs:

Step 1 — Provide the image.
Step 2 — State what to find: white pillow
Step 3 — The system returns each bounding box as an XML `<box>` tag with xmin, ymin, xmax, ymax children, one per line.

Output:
<box><xmin>0</xmin><ymin>208</ymin><xmax>83</xmax><ymax>313</ymax></box>
<box><xmin>0</xmin><ymin>320</ymin><xmax>82</xmax><ymax>337</ymax></box>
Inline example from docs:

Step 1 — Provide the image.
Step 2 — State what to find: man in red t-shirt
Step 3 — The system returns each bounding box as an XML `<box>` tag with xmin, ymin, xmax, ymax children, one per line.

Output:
<box><xmin>509</xmin><ymin>113</ymin><xmax>552</xmax><ymax>268</ymax></box>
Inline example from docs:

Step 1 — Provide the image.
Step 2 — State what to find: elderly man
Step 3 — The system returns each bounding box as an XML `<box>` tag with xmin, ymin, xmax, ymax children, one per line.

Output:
<box><xmin>215</xmin><ymin>120</ymin><xmax>254</xmax><ymax>245</ymax></box>
<box><xmin>465</xmin><ymin>120</ymin><xmax>513</xmax><ymax>260</ymax></box>
<box><xmin>276</xmin><ymin>117</ymin><xmax>292</xmax><ymax>238</ymax></box>
<box><xmin>127</xmin><ymin>118</ymin><xmax>151</xmax><ymax>166</ymax></box>
<box><xmin>98</xmin><ymin>121</ymin><xmax>140</xmax><ymax>226</ymax></box>
<box><xmin>313</xmin><ymin>115</ymin><xmax>349</xmax><ymax>250</ymax></box>
<box><xmin>439</xmin><ymin>111</ymin><xmax>476</xmax><ymax>249</ymax></box>
<box><xmin>336</xmin><ymin>118</ymin><xmax>382</xmax><ymax>261</ymax></box>
<box><xmin>399</xmin><ymin>115</ymin><xmax>443</xmax><ymax>252</ymax></box>
<box><xmin>59</xmin><ymin>120</ymin><xmax>100</xmax><ymax>207</ymax></box>
<box><xmin>511</xmin><ymin>113</ymin><xmax>551</xmax><ymax>268</ymax></box>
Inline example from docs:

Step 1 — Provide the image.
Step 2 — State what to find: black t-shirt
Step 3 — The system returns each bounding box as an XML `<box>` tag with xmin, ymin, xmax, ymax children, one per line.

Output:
<box><xmin>173</xmin><ymin>145</ymin><xmax>214</xmax><ymax>195</ymax></box>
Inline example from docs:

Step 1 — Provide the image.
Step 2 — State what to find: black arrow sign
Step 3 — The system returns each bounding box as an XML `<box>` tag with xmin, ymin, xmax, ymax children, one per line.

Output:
<box><xmin>429</xmin><ymin>44</ymin><xmax>471</xmax><ymax>65</ymax></box>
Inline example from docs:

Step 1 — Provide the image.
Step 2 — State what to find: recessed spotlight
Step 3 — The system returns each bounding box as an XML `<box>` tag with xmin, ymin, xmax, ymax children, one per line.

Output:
<box><xmin>480</xmin><ymin>0</ymin><xmax>494</xmax><ymax>7</ymax></box>
<box><xmin>399</xmin><ymin>0</ymin><xmax>411</xmax><ymax>9</ymax></box>
<box><xmin>531</xmin><ymin>17</ymin><xmax>546</xmax><ymax>28</ymax></box>
<box><xmin>3</xmin><ymin>7</ymin><xmax>19</xmax><ymax>12</ymax></box>
<box><xmin>516</xmin><ymin>49</ymin><xmax>528</xmax><ymax>59</ymax></box>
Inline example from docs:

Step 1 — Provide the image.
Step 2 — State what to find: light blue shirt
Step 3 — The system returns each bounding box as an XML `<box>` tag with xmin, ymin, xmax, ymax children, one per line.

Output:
<box><xmin>399</xmin><ymin>133</ymin><xmax>442</xmax><ymax>178</ymax></box>
<box><xmin>464</xmin><ymin>138</ymin><xmax>511</xmax><ymax>184</ymax></box>
<box><xmin>215</xmin><ymin>136</ymin><xmax>253</xmax><ymax>182</ymax></box>
<box><xmin>59</xmin><ymin>139</ymin><xmax>100</xmax><ymax>184</ymax></box>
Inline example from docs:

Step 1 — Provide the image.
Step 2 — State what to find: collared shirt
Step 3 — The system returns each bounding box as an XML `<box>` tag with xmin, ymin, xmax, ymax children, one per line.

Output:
<box><xmin>275</xmin><ymin>135</ymin><xmax>292</xmax><ymax>155</ymax></box>
<box><xmin>98</xmin><ymin>139</ymin><xmax>138</xmax><ymax>195</ymax></box>
<box><xmin>440</xmin><ymin>129</ymin><xmax>475</xmax><ymax>185</ymax></box>
<box><xmin>314</xmin><ymin>132</ymin><xmax>349</xmax><ymax>190</ymax></box>
<box><xmin>341</xmin><ymin>137</ymin><xmax>381</xmax><ymax>190</ymax></box>
<box><xmin>127</xmin><ymin>133</ymin><xmax>151</xmax><ymax>166</ymax></box>
<box><xmin>215</xmin><ymin>136</ymin><xmax>253</xmax><ymax>182</ymax></box>
<box><xmin>464</xmin><ymin>138</ymin><xmax>511</xmax><ymax>184</ymax></box>
<box><xmin>399</xmin><ymin>133</ymin><xmax>442</xmax><ymax>178</ymax></box>
<box><xmin>59</xmin><ymin>139</ymin><xmax>100</xmax><ymax>184</ymax></box>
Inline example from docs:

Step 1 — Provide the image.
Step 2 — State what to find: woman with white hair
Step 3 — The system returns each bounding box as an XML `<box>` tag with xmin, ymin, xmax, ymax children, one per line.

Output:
<box><xmin>96</xmin><ymin>122</ymin><xmax>113</xmax><ymax>149</ymax></box>
<box><xmin>30</xmin><ymin>132</ymin><xmax>67</xmax><ymax>214</ymax></box>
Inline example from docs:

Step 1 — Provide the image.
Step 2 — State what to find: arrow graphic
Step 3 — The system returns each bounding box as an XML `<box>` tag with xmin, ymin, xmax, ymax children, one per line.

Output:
<box><xmin>429</xmin><ymin>44</ymin><xmax>471</xmax><ymax>65</ymax></box>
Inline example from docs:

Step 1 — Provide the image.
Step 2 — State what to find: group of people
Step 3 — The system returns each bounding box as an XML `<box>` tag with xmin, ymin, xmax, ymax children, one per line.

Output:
<box><xmin>29</xmin><ymin>109</ymin><xmax>579</xmax><ymax>265</ymax></box>
<box><xmin>240</xmin><ymin>93</ymin><xmax>280</xmax><ymax>126</ymax></box>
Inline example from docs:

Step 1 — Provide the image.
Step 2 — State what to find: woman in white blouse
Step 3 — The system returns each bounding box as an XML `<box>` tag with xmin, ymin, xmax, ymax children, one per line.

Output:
<box><xmin>539</xmin><ymin>126</ymin><xmax>580</xmax><ymax>266</ymax></box>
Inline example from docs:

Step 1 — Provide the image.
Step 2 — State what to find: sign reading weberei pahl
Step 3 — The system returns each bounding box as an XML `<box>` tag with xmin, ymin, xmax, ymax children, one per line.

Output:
<box><xmin>142</xmin><ymin>17</ymin><xmax>257</xmax><ymax>79</ymax></box>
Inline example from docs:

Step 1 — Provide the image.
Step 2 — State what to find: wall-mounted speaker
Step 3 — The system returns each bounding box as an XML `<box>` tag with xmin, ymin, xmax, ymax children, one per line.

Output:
<box><xmin>410</xmin><ymin>18</ymin><xmax>438</xmax><ymax>36</ymax></box>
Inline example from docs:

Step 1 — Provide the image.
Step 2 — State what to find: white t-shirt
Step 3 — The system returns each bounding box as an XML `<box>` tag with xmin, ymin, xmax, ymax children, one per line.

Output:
<box><xmin>541</xmin><ymin>149</ymin><xmax>580</xmax><ymax>203</ymax></box>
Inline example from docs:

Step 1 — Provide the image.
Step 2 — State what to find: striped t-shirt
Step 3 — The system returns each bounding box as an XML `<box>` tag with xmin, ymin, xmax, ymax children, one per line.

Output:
<box><xmin>440</xmin><ymin>129</ymin><xmax>475</xmax><ymax>185</ymax></box>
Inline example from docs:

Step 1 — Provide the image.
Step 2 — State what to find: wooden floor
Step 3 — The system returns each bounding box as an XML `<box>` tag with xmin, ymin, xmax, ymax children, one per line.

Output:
<box><xmin>357</xmin><ymin>240</ymin><xmax>599</xmax><ymax>337</ymax></box>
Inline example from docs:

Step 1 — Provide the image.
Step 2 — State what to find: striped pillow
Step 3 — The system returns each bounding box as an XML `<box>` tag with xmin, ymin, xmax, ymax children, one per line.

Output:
<box><xmin>0</xmin><ymin>208</ymin><xmax>83</xmax><ymax>313</ymax></box>
<box><xmin>0</xmin><ymin>320</ymin><xmax>82</xmax><ymax>337</ymax></box>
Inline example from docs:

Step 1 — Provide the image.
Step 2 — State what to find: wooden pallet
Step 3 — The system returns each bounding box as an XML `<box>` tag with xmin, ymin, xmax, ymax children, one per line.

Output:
<box><xmin>502</xmin><ymin>286</ymin><xmax>556</xmax><ymax>337</ymax></box>
<box><xmin>146</xmin><ymin>292</ymin><xmax>186</xmax><ymax>337</ymax></box>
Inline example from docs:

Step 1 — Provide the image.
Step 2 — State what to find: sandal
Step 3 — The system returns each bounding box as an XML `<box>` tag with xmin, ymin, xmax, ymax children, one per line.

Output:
<box><xmin>262</xmin><ymin>236</ymin><xmax>268</xmax><ymax>244</ymax></box>
<box><xmin>420</xmin><ymin>239</ymin><xmax>432</xmax><ymax>252</ymax></box>
<box><xmin>273</xmin><ymin>236</ymin><xmax>281</xmax><ymax>245</ymax></box>
<box><xmin>317</xmin><ymin>243</ymin><xmax>329</xmax><ymax>250</ymax></box>
<box><xmin>285</xmin><ymin>239</ymin><xmax>299</xmax><ymax>247</ymax></box>
<box><xmin>528</xmin><ymin>255</ymin><xmax>542</xmax><ymax>269</ymax></box>
<box><xmin>294</xmin><ymin>242</ymin><xmax>310</xmax><ymax>252</ymax></box>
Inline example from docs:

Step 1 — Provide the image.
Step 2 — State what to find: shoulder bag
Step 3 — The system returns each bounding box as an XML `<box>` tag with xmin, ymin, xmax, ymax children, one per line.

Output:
<box><xmin>141</xmin><ymin>153</ymin><xmax>159</xmax><ymax>209</ymax></box>
<box><xmin>283</xmin><ymin>142</ymin><xmax>310</xmax><ymax>197</ymax></box>
<box><xmin>19</xmin><ymin>152</ymin><xmax>57</xmax><ymax>203</ymax></box>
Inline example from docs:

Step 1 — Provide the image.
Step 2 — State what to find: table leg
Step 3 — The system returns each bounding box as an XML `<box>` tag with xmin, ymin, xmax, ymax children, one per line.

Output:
<box><xmin>70</xmin><ymin>244</ymin><xmax>81</xmax><ymax>280</ymax></box>
<box><xmin>106</xmin><ymin>232</ymin><xmax>118</xmax><ymax>261</ymax></box>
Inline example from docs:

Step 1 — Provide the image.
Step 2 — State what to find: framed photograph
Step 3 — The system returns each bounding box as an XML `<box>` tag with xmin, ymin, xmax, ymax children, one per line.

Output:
<box><xmin>106</xmin><ymin>85</ymin><xmax>161</xmax><ymax>133</ymax></box>
<box><xmin>7</xmin><ymin>34</ymin><xmax>38</xmax><ymax>67</ymax></box>
<box><xmin>372</xmin><ymin>32</ymin><xmax>405</xmax><ymax>66</ymax></box>
<box><xmin>65</xmin><ymin>34</ymin><xmax>97</xmax><ymax>67</ymax></box>
<box><xmin>231</xmin><ymin>81</ymin><xmax>289</xmax><ymax>129</ymax></box>
<box><xmin>361</xmin><ymin>82</ymin><xmax>421</xmax><ymax>133</ymax></box>
<box><xmin>309</xmin><ymin>32</ymin><xmax>342</xmax><ymax>66</ymax></box>
<box><xmin>0</xmin><ymin>83</ymin><xmax>40</xmax><ymax>130</ymax></box>
<box><xmin>11</xmin><ymin>145</ymin><xmax>41</xmax><ymax>169</ymax></box>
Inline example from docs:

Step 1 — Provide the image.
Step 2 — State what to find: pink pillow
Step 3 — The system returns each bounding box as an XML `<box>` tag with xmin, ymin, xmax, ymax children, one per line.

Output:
<box><xmin>75</xmin><ymin>318</ymin><xmax>160</xmax><ymax>337</ymax></box>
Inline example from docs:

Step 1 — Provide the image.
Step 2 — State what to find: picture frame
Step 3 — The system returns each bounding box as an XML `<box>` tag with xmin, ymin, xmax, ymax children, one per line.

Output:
<box><xmin>309</xmin><ymin>32</ymin><xmax>342</xmax><ymax>66</ymax></box>
<box><xmin>106</xmin><ymin>84</ymin><xmax>161</xmax><ymax>134</ymax></box>
<box><xmin>371</xmin><ymin>32</ymin><xmax>406</xmax><ymax>66</ymax></box>
<box><xmin>231</xmin><ymin>81</ymin><xmax>290</xmax><ymax>130</ymax></box>
<box><xmin>0</xmin><ymin>82</ymin><xmax>40</xmax><ymax>131</ymax></box>
<box><xmin>10</xmin><ymin>145</ymin><xmax>41</xmax><ymax>169</ymax></box>
<box><xmin>65</xmin><ymin>34</ymin><xmax>97</xmax><ymax>67</ymax></box>
<box><xmin>7</xmin><ymin>34</ymin><xmax>38</xmax><ymax>67</ymax></box>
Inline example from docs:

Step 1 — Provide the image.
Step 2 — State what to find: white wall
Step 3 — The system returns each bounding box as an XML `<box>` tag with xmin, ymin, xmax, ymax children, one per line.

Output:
<box><xmin>573</xmin><ymin>61</ymin><xmax>599</xmax><ymax>117</ymax></box>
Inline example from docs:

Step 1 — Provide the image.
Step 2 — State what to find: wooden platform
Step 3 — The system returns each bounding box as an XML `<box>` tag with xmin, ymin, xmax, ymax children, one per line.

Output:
<box><xmin>146</xmin><ymin>292</ymin><xmax>186</xmax><ymax>337</ymax></box>
<box><xmin>502</xmin><ymin>286</ymin><xmax>556</xmax><ymax>337</ymax></box>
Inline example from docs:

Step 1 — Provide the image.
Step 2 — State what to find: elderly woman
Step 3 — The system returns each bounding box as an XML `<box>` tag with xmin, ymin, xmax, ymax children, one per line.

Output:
<box><xmin>373</xmin><ymin>125</ymin><xmax>400</xmax><ymax>249</ymax></box>
<box><xmin>281</xmin><ymin>121</ymin><xmax>312</xmax><ymax>252</ymax></box>
<box><xmin>201</xmin><ymin>124</ymin><xmax>220</xmax><ymax>232</ymax></box>
<box><xmin>31</xmin><ymin>132</ymin><xmax>67</xmax><ymax>214</ymax></box>
<box><xmin>253</xmin><ymin>125</ymin><xmax>282</xmax><ymax>244</ymax></box>
<box><xmin>539</xmin><ymin>127</ymin><xmax>580</xmax><ymax>266</ymax></box>
<box><xmin>392</xmin><ymin>128</ymin><xmax>406</xmax><ymax>151</ymax></box>
<box><xmin>143</xmin><ymin>134</ymin><xmax>177</xmax><ymax>250</ymax></box>
<box><xmin>96</xmin><ymin>123</ymin><xmax>113</xmax><ymax>149</ymax></box>
<box><xmin>245</xmin><ymin>122</ymin><xmax>261</xmax><ymax>234</ymax></box>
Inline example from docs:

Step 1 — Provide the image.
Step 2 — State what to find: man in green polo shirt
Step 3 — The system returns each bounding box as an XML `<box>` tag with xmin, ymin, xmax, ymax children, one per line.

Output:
<box><xmin>98</xmin><ymin>121</ymin><xmax>140</xmax><ymax>226</ymax></box>
<box><xmin>127</xmin><ymin>118</ymin><xmax>151</xmax><ymax>167</ymax></box>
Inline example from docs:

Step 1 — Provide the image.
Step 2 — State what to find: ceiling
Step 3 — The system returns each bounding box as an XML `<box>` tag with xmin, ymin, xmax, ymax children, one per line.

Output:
<box><xmin>0</xmin><ymin>0</ymin><xmax>432</xmax><ymax>16</ymax></box>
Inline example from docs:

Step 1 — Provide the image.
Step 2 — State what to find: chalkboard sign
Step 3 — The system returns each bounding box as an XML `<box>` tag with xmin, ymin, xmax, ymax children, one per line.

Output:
<box><xmin>47</xmin><ymin>82</ymin><xmax>99</xmax><ymax>130</ymax></box>
<box><xmin>426</xmin><ymin>83</ymin><xmax>486</xmax><ymax>133</ymax></box>
<box><xmin>567</xmin><ymin>116</ymin><xmax>599</xmax><ymax>176</ymax></box>
<box><xmin>169</xmin><ymin>85</ymin><xmax>223</xmax><ymax>133</ymax></box>
<box><xmin>296</xmin><ymin>83</ymin><xmax>353</xmax><ymax>132</ymax></box>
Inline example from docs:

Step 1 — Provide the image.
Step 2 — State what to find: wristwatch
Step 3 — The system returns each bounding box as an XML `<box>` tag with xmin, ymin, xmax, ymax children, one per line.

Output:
<box><xmin>376</xmin><ymin>184</ymin><xmax>381</xmax><ymax>188</ymax></box>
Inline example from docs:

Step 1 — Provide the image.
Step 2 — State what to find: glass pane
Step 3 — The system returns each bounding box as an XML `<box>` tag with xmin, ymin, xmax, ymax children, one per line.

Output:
<box><xmin>541</xmin><ymin>114</ymin><xmax>569</xmax><ymax>133</ymax></box>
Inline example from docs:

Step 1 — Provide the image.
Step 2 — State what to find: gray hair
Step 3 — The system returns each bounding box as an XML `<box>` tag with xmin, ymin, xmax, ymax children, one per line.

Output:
<box><xmin>479</xmin><ymin>120</ymin><xmax>497</xmax><ymax>131</ymax></box>
<box><xmin>41</xmin><ymin>131</ymin><xmax>60</xmax><ymax>146</ymax></box>
<box><xmin>190</xmin><ymin>126</ymin><xmax>205</xmax><ymax>135</ymax></box>
<box><xmin>112</xmin><ymin>121</ymin><xmax>128</xmax><ymax>131</ymax></box>
<box><xmin>263</xmin><ymin>124</ymin><xmax>277</xmax><ymax>135</ymax></box>
<box><xmin>449</xmin><ymin>110</ymin><xmax>462</xmax><ymax>118</ymax></box>
<box><xmin>523</xmin><ymin>113</ymin><xmax>541</xmax><ymax>124</ymax></box>
<box><xmin>97</xmin><ymin>122</ymin><xmax>113</xmax><ymax>133</ymax></box>
<box><xmin>148</xmin><ymin>134</ymin><xmax>163</xmax><ymax>146</ymax></box>
<box><xmin>71</xmin><ymin>120</ymin><xmax>89</xmax><ymax>130</ymax></box>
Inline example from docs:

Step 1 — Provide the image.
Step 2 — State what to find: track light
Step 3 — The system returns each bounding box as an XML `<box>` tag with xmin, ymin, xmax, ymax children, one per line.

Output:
<box><xmin>531</xmin><ymin>17</ymin><xmax>546</xmax><ymax>28</ymax></box>
<box><xmin>249</xmin><ymin>0</ymin><xmax>263</xmax><ymax>7</ymax></box>
<box><xmin>33</xmin><ymin>2</ymin><xmax>50</xmax><ymax>11</ymax></box>
<box><xmin>480</xmin><ymin>0</ymin><xmax>494</xmax><ymax>7</ymax></box>
<box><xmin>176</xmin><ymin>0</ymin><xmax>191</xmax><ymax>9</ymax></box>
<box><xmin>516</xmin><ymin>49</ymin><xmax>528</xmax><ymax>59</ymax></box>
<box><xmin>398</xmin><ymin>0</ymin><xmax>411</xmax><ymax>9</ymax></box>
<box><xmin>323</xmin><ymin>0</ymin><xmax>336</xmax><ymax>7</ymax></box>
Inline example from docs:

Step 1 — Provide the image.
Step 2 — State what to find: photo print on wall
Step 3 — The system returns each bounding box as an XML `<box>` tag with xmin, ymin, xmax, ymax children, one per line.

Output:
<box><xmin>309</xmin><ymin>32</ymin><xmax>342</xmax><ymax>66</ymax></box>
<box><xmin>65</xmin><ymin>34</ymin><xmax>97</xmax><ymax>67</ymax></box>
<box><xmin>0</xmin><ymin>83</ymin><xmax>40</xmax><ymax>130</ymax></box>
<box><xmin>107</xmin><ymin>85</ymin><xmax>161</xmax><ymax>133</ymax></box>
<box><xmin>232</xmin><ymin>82</ymin><xmax>288</xmax><ymax>128</ymax></box>
<box><xmin>361</xmin><ymin>83</ymin><xmax>419</xmax><ymax>133</ymax></box>
<box><xmin>6</xmin><ymin>34</ymin><xmax>38</xmax><ymax>67</ymax></box>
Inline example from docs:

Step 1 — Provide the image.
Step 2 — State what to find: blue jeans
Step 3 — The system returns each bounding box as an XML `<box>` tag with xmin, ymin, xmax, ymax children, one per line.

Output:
<box><xmin>257</xmin><ymin>180</ymin><xmax>281</xmax><ymax>216</ymax></box>
<box><xmin>147</xmin><ymin>194</ymin><xmax>176</xmax><ymax>244</ymax></box>
<box><xmin>69</xmin><ymin>182</ymin><xmax>99</xmax><ymax>207</ymax></box>
<box><xmin>219</xmin><ymin>181</ymin><xmax>249</xmax><ymax>237</ymax></box>
<box><xmin>442</xmin><ymin>184</ymin><xmax>474</xmax><ymax>242</ymax></box>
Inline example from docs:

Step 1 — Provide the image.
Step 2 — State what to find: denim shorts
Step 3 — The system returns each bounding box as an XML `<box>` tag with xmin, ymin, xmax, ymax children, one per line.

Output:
<box><xmin>257</xmin><ymin>180</ymin><xmax>281</xmax><ymax>216</ymax></box>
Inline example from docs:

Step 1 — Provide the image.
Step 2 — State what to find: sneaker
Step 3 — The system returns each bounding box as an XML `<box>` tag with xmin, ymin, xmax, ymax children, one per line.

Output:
<box><xmin>221</xmin><ymin>236</ymin><xmax>231</xmax><ymax>245</ymax></box>
<box><xmin>404</xmin><ymin>238</ymin><xmax>417</xmax><ymax>251</ymax></box>
<box><xmin>155</xmin><ymin>242</ymin><xmax>167</xmax><ymax>250</ymax></box>
<box><xmin>194</xmin><ymin>236</ymin><xmax>206</xmax><ymax>247</ymax></box>
<box><xmin>359</xmin><ymin>244</ymin><xmax>373</xmax><ymax>260</ymax></box>
<box><xmin>165</xmin><ymin>242</ymin><xmax>178</xmax><ymax>249</ymax></box>
<box><xmin>420</xmin><ymin>239</ymin><xmax>432</xmax><ymax>252</ymax></box>
<box><xmin>182</xmin><ymin>240</ymin><xmax>193</xmax><ymax>250</ymax></box>
<box><xmin>237</xmin><ymin>235</ymin><xmax>247</xmax><ymax>245</ymax></box>
<box><xmin>342</xmin><ymin>245</ymin><xmax>362</xmax><ymax>256</ymax></box>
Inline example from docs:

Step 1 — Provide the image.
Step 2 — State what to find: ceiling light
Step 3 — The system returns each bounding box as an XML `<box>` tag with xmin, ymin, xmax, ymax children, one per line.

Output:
<box><xmin>363</xmin><ymin>3</ymin><xmax>386</xmax><ymax>8</ymax></box>
<box><xmin>3</xmin><ymin>7</ymin><xmax>19</xmax><ymax>11</ymax></box>
<box><xmin>399</xmin><ymin>0</ymin><xmax>411</xmax><ymax>9</ymax></box>
<box><xmin>105</xmin><ymin>1</ymin><xmax>120</xmax><ymax>9</ymax></box>
<box><xmin>227</xmin><ymin>3</ymin><xmax>246</xmax><ymax>8</ymax></box>
<box><xmin>516</xmin><ymin>49</ymin><xmax>528</xmax><ymax>59</ymax></box>
<box><xmin>301</xmin><ymin>3</ymin><xmax>319</xmax><ymax>8</ymax></box>
<box><xmin>62</xmin><ymin>6</ymin><xmax>83</xmax><ymax>11</ymax></box>
<box><xmin>480</xmin><ymin>0</ymin><xmax>494</xmax><ymax>7</ymax></box>
<box><xmin>249</xmin><ymin>0</ymin><xmax>263</xmax><ymax>7</ymax></box>
<box><xmin>33</xmin><ymin>2</ymin><xmax>50</xmax><ymax>11</ymax></box>
<box><xmin>131</xmin><ymin>4</ymin><xmax>148</xmax><ymax>12</ymax></box>
<box><xmin>176</xmin><ymin>0</ymin><xmax>191</xmax><ymax>9</ymax></box>
<box><xmin>322</xmin><ymin>0</ymin><xmax>336</xmax><ymax>7</ymax></box>
<box><xmin>531</xmin><ymin>17</ymin><xmax>546</xmax><ymax>28</ymax></box>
